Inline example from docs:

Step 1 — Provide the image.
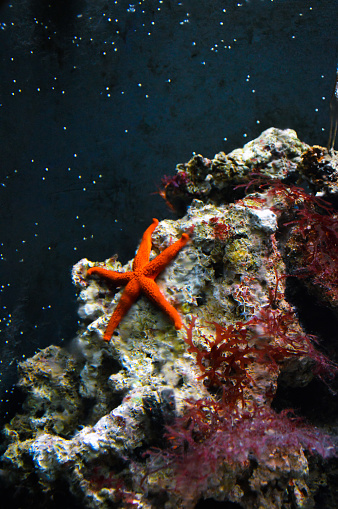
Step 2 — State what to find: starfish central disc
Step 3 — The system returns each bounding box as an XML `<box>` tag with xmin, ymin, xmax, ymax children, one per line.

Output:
<box><xmin>87</xmin><ymin>218</ymin><xmax>189</xmax><ymax>341</ymax></box>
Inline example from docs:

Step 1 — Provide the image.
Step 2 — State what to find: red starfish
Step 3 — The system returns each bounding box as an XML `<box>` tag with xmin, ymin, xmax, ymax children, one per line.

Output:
<box><xmin>87</xmin><ymin>218</ymin><xmax>190</xmax><ymax>341</ymax></box>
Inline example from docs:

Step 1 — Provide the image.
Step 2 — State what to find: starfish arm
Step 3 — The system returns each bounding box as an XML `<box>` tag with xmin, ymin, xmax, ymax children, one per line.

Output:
<box><xmin>103</xmin><ymin>278</ymin><xmax>141</xmax><ymax>341</ymax></box>
<box><xmin>144</xmin><ymin>233</ymin><xmax>190</xmax><ymax>279</ymax></box>
<box><xmin>85</xmin><ymin>220</ymin><xmax>189</xmax><ymax>341</ymax></box>
<box><xmin>139</xmin><ymin>276</ymin><xmax>183</xmax><ymax>329</ymax></box>
<box><xmin>87</xmin><ymin>267</ymin><xmax>132</xmax><ymax>286</ymax></box>
<box><xmin>132</xmin><ymin>218</ymin><xmax>159</xmax><ymax>271</ymax></box>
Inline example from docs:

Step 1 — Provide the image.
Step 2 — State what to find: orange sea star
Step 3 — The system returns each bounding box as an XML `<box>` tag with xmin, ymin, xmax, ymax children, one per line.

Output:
<box><xmin>87</xmin><ymin>218</ymin><xmax>190</xmax><ymax>341</ymax></box>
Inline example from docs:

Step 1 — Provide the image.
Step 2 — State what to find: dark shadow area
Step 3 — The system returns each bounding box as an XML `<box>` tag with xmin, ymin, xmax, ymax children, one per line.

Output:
<box><xmin>285</xmin><ymin>277</ymin><xmax>338</xmax><ymax>354</ymax></box>
<box><xmin>273</xmin><ymin>377</ymin><xmax>338</xmax><ymax>426</ymax></box>
<box><xmin>196</xmin><ymin>499</ymin><xmax>243</xmax><ymax>508</ymax></box>
<box><xmin>0</xmin><ymin>476</ymin><xmax>84</xmax><ymax>509</ymax></box>
<box><xmin>271</xmin><ymin>278</ymin><xmax>338</xmax><ymax>425</ymax></box>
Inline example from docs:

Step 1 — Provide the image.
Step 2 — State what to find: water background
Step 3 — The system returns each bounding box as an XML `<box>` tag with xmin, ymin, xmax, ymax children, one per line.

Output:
<box><xmin>0</xmin><ymin>0</ymin><xmax>337</xmax><ymax>422</ymax></box>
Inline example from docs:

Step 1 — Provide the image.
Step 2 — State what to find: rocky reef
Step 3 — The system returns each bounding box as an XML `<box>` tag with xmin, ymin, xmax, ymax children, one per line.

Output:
<box><xmin>1</xmin><ymin>128</ymin><xmax>338</xmax><ymax>509</ymax></box>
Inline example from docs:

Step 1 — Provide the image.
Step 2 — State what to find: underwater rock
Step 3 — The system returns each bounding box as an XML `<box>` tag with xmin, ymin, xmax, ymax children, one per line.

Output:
<box><xmin>3</xmin><ymin>345</ymin><xmax>83</xmax><ymax>439</ymax></box>
<box><xmin>1</xmin><ymin>128</ymin><xmax>338</xmax><ymax>509</ymax></box>
<box><xmin>298</xmin><ymin>145</ymin><xmax>338</xmax><ymax>197</ymax></box>
<box><xmin>161</xmin><ymin>127</ymin><xmax>309</xmax><ymax>213</ymax></box>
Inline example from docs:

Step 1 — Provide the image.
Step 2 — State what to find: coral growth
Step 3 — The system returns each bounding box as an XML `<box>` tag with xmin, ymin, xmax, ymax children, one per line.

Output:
<box><xmin>286</xmin><ymin>205</ymin><xmax>338</xmax><ymax>306</ymax></box>
<box><xmin>144</xmin><ymin>286</ymin><xmax>337</xmax><ymax>506</ymax></box>
<box><xmin>146</xmin><ymin>399</ymin><xmax>334</xmax><ymax>506</ymax></box>
<box><xmin>184</xmin><ymin>317</ymin><xmax>254</xmax><ymax>403</ymax></box>
<box><xmin>1</xmin><ymin>128</ymin><xmax>338</xmax><ymax>509</ymax></box>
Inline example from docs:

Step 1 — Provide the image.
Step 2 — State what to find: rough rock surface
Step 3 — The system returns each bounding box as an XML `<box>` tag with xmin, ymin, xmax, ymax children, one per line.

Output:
<box><xmin>2</xmin><ymin>128</ymin><xmax>338</xmax><ymax>509</ymax></box>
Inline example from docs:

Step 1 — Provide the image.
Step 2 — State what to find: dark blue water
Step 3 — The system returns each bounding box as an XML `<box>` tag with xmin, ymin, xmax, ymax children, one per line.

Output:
<box><xmin>0</xmin><ymin>0</ymin><xmax>337</xmax><ymax>424</ymax></box>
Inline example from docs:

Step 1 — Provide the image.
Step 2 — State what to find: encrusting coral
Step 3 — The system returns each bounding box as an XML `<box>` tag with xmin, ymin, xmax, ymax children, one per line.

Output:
<box><xmin>1</xmin><ymin>128</ymin><xmax>338</xmax><ymax>509</ymax></box>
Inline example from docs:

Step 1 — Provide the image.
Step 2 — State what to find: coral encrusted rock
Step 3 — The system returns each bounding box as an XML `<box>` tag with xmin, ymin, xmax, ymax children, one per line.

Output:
<box><xmin>1</xmin><ymin>129</ymin><xmax>338</xmax><ymax>509</ymax></box>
